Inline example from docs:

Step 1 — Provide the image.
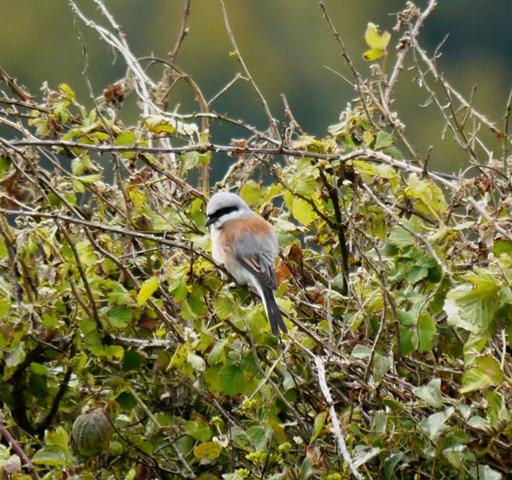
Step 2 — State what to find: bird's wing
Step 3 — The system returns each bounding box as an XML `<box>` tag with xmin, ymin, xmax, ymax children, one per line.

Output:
<box><xmin>224</xmin><ymin>216</ymin><xmax>279</xmax><ymax>290</ymax></box>
<box><xmin>236</xmin><ymin>252</ymin><xmax>278</xmax><ymax>290</ymax></box>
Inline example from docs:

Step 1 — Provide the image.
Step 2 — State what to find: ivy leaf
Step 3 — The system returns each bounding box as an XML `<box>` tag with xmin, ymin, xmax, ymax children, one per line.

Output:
<box><xmin>419</xmin><ymin>407</ymin><xmax>454</xmax><ymax>442</ymax></box>
<box><xmin>405</xmin><ymin>174</ymin><xmax>447</xmax><ymax>217</ymax></box>
<box><xmin>109</xmin><ymin>305</ymin><xmax>133</xmax><ymax>329</ymax></box>
<box><xmin>186</xmin><ymin>418</ymin><xmax>213</xmax><ymax>442</ymax></box>
<box><xmin>418</xmin><ymin>313</ymin><xmax>436</xmax><ymax>352</ymax></box>
<box><xmin>5</xmin><ymin>342</ymin><xmax>26</xmax><ymax>368</ymax></box>
<box><xmin>247</xmin><ymin>425</ymin><xmax>271</xmax><ymax>451</ymax></box>
<box><xmin>388</xmin><ymin>225</ymin><xmax>415</xmax><ymax>248</ymax></box>
<box><xmin>384</xmin><ymin>452</ymin><xmax>405</xmax><ymax>480</ymax></box>
<box><xmin>207</xmin><ymin>338</ymin><xmax>228</xmax><ymax>365</ymax></box>
<box><xmin>413</xmin><ymin>378</ymin><xmax>444</xmax><ymax>408</ymax></box>
<box><xmin>219</xmin><ymin>363</ymin><xmax>245</xmax><ymax>397</ymax></box>
<box><xmin>137</xmin><ymin>276</ymin><xmax>160</xmax><ymax>306</ymax></box>
<box><xmin>32</xmin><ymin>427</ymin><xmax>73</xmax><ymax>467</ymax></box>
<box><xmin>460</xmin><ymin>354</ymin><xmax>503</xmax><ymax>394</ymax></box>
<box><xmin>374</xmin><ymin>131</ymin><xmax>394</xmax><ymax>150</ymax></box>
<box><xmin>352</xmin><ymin>446</ymin><xmax>382</xmax><ymax>469</ymax></box>
<box><xmin>214</xmin><ymin>296</ymin><xmax>236</xmax><ymax>320</ymax></box>
<box><xmin>486</xmin><ymin>391</ymin><xmax>510</xmax><ymax>427</ymax></box>
<box><xmin>444</xmin><ymin>271</ymin><xmax>499</xmax><ymax>335</ymax></box>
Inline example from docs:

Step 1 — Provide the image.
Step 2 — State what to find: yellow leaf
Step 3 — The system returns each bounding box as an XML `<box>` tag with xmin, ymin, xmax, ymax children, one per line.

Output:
<box><xmin>193</xmin><ymin>441</ymin><xmax>222</xmax><ymax>461</ymax></box>
<box><xmin>137</xmin><ymin>276</ymin><xmax>160</xmax><ymax>306</ymax></box>
<box><xmin>363</xmin><ymin>48</ymin><xmax>385</xmax><ymax>61</ymax></box>
<box><xmin>364</xmin><ymin>22</ymin><xmax>391</xmax><ymax>50</ymax></box>
<box><xmin>292</xmin><ymin>197</ymin><xmax>316</xmax><ymax>226</ymax></box>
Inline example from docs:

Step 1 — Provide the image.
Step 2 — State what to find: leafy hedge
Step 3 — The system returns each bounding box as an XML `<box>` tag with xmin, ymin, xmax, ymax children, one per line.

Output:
<box><xmin>0</xmin><ymin>1</ymin><xmax>511</xmax><ymax>479</ymax></box>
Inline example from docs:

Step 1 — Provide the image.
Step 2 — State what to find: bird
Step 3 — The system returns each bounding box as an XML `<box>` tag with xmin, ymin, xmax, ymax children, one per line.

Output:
<box><xmin>205</xmin><ymin>191</ymin><xmax>287</xmax><ymax>336</ymax></box>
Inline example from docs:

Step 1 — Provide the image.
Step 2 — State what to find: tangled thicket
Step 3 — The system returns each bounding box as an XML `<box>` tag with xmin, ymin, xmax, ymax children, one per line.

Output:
<box><xmin>1</xmin><ymin>1</ymin><xmax>512</xmax><ymax>479</ymax></box>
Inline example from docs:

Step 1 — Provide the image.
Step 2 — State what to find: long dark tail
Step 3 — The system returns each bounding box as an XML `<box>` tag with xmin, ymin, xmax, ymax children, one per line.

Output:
<box><xmin>261</xmin><ymin>286</ymin><xmax>287</xmax><ymax>336</ymax></box>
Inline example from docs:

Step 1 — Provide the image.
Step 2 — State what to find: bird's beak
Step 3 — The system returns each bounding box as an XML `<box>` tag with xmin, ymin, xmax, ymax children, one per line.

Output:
<box><xmin>204</xmin><ymin>216</ymin><xmax>214</xmax><ymax>228</ymax></box>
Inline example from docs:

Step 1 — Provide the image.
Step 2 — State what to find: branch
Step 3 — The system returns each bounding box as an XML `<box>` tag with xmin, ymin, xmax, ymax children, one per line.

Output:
<box><xmin>383</xmin><ymin>0</ymin><xmax>438</xmax><ymax>106</ymax></box>
<box><xmin>0</xmin><ymin>419</ymin><xmax>38</xmax><ymax>479</ymax></box>
<box><xmin>314</xmin><ymin>355</ymin><xmax>364</xmax><ymax>480</ymax></box>
<box><xmin>168</xmin><ymin>0</ymin><xmax>192</xmax><ymax>63</ymax></box>
<box><xmin>414</xmin><ymin>42</ymin><xmax>499</xmax><ymax>135</ymax></box>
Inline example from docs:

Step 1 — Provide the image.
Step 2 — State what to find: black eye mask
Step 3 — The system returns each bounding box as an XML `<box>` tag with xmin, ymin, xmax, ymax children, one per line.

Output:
<box><xmin>205</xmin><ymin>205</ymin><xmax>239</xmax><ymax>227</ymax></box>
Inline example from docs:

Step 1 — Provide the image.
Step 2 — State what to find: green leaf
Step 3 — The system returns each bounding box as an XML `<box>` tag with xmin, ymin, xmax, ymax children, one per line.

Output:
<box><xmin>444</xmin><ymin>271</ymin><xmax>499</xmax><ymax>335</ymax></box>
<box><xmin>181</xmin><ymin>151</ymin><xmax>211</xmax><ymax>173</ymax></box>
<box><xmin>115</xmin><ymin>131</ymin><xmax>136</xmax><ymax>146</ymax></box>
<box><xmin>0</xmin><ymin>236</ymin><xmax>7</xmax><ymax>260</ymax></box>
<box><xmin>418</xmin><ymin>313</ymin><xmax>436</xmax><ymax>352</ymax></box>
<box><xmin>76</xmin><ymin>239</ymin><xmax>98</xmax><ymax>266</ymax></box>
<box><xmin>405</xmin><ymin>173</ymin><xmax>447</xmax><ymax>217</ymax></box>
<box><xmin>413</xmin><ymin>378</ymin><xmax>444</xmax><ymax>408</ymax></box>
<box><xmin>247</xmin><ymin>425</ymin><xmax>270</xmax><ymax>451</ymax></box>
<box><xmin>219</xmin><ymin>363</ymin><xmax>246</xmax><ymax>397</ymax></box>
<box><xmin>58</xmin><ymin>82</ymin><xmax>75</xmax><ymax>101</ymax></box>
<box><xmin>207</xmin><ymin>338</ymin><xmax>227</xmax><ymax>365</ymax></box>
<box><xmin>0</xmin><ymin>297</ymin><xmax>11</xmax><ymax>318</ymax></box>
<box><xmin>33</xmin><ymin>427</ymin><xmax>72</xmax><ymax>466</ymax></box>
<box><xmin>352</xmin><ymin>160</ymin><xmax>398</xmax><ymax>185</ymax></box>
<box><xmin>213</xmin><ymin>295</ymin><xmax>236</xmax><ymax>320</ymax></box>
<box><xmin>32</xmin><ymin>446</ymin><xmax>72</xmax><ymax>466</ymax></box>
<box><xmin>137</xmin><ymin>276</ymin><xmax>160</xmax><ymax>306</ymax></box>
<box><xmin>486</xmin><ymin>390</ymin><xmax>510</xmax><ymax>427</ymax></box>
<box><xmin>292</xmin><ymin>197</ymin><xmax>316</xmax><ymax>225</ymax></box>
<box><xmin>374</xmin><ymin>131</ymin><xmax>394</xmax><ymax>150</ymax></box>
<box><xmin>388</xmin><ymin>225</ymin><xmax>415</xmax><ymax>248</ymax></box>
<box><xmin>185</xmin><ymin>418</ymin><xmax>213</xmax><ymax>442</ymax></box>
<box><xmin>493</xmin><ymin>239</ymin><xmax>512</xmax><ymax>257</ymax></box>
<box><xmin>419</xmin><ymin>407</ymin><xmax>454</xmax><ymax>442</ymax></box>
<box><xmin>460</xmin><ymin>354</ymin><xmax>503</xmax><ymax>394</ymax></box>
<box><xmin>352</xmin><ymin>446</ymin><xmax>382</xmax><ymax>469</ymax></box>
<box><xmin>309</xmin><ymin>412</ymin><xmax>327</xmax><ymax>444</ymax></box>
<box><xmin>109</xmin><ymin>305</ymin><xmax>133</xmax><ymax>329</ymax></box>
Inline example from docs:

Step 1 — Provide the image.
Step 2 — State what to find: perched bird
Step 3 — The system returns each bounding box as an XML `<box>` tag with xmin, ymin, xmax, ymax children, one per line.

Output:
<box><xmin>205</xmin><ymin>191</ymin><xmax>287</xmax><ymax>336</ymax></box>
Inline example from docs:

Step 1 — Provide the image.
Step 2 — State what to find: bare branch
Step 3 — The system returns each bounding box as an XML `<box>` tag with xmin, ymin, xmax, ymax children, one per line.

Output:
<box><xmin>383</xmin><ymin>0</ymin><xmax>438</xmax><ymax>106</ymax></box>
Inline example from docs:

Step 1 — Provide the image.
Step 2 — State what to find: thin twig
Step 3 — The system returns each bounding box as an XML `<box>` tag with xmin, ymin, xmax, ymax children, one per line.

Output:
<box><xmin>168</xmin><ymin>0</ymin><xmax>192</xmax><ymax>63</ymax></box>
<box><xmin>219</xmin><ymin>0</ymin><xmax>277</xmax><ymax>134</ymax></box>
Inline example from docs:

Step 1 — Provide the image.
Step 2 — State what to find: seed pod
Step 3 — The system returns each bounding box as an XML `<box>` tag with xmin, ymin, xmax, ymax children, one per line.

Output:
<box><xmin>71</xmin><ymin>408</ymin><xmax>113</xmax><ymax>456</ymax></box>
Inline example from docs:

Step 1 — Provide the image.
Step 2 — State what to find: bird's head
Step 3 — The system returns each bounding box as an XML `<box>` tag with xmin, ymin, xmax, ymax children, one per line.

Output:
<box><xmin>205</xmin><ymin>191</ymin><xmax>251</xmax><ymax>228</ymax></box>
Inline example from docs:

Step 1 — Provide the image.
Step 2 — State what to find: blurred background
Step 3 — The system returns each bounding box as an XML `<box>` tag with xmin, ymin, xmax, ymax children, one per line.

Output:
<box><xmin>1</xmin><ymin>0</ymin><xmax>511</xmax><ymax>174</ymax></box>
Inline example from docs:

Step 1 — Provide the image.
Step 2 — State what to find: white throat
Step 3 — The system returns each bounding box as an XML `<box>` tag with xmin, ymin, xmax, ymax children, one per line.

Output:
<box><xmin>210</xmin><ymin>209</ymin><xmax>252</xmax><ymax>231</ymax></box>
